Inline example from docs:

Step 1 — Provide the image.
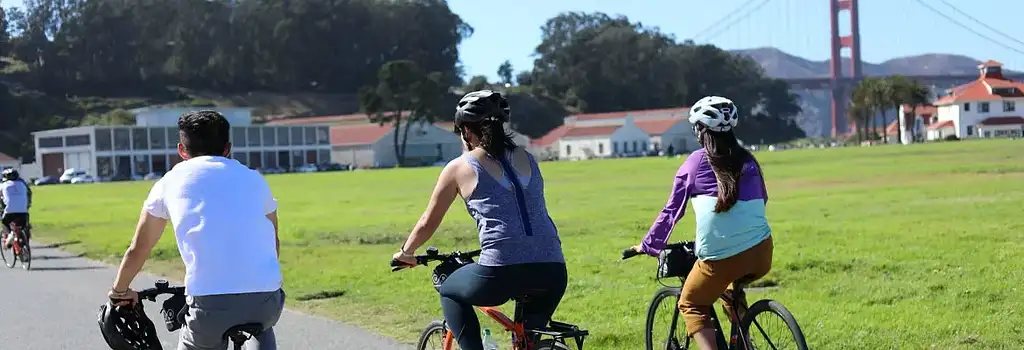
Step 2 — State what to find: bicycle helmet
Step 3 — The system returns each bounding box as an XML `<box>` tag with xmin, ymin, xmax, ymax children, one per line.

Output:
<box><xmin>688</xmin><ymin>96</ymin><xmax>739</xmax><ymax>132</ymax></box>
<box><xmin>453</xmin><ymin>90</ymin><xmax>510</xmax><ymax>132</ymax></box>
<box><xmin>98</xmin><ymin>301</ymin><xmax>163</xmax><ymax>350</ymax></box>
<box><xmin>1</xmin><ymin>168</ymin><xmax>18</xmax><ymax>182</ymax></box>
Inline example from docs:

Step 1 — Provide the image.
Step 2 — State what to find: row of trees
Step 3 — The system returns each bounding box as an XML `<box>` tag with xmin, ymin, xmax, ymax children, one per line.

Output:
<box><xmin>849</xmin><ymin>76</ymin><xmax>933</xmax><ymax>143</ymax></box>
<box><xmin>2</xmin><ymin>4</ymin><xmax>808</xmax><ymax>161</ymax></box>
<box><xmin>1</xmin><ymin>0</ymin><xmax>470</xmax><ymax>94</ymax></box>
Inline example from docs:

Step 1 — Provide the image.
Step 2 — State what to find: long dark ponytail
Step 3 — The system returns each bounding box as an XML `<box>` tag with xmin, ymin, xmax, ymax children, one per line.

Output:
<box><xmin>460</xmin><ymin>117</ymin><xmax>518</xmax><ymax>157</ymax></box>
<box><xmin>697</xmin><ymin>125</ymin><xmax>753</xmax><ymax>213</ymax></box>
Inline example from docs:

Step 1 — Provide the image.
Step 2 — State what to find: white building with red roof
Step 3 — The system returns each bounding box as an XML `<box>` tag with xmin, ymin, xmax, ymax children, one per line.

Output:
<box><xmin>531</xmin><ymin>107</ymin><xmax>695</xmax><ymax>161</ymax></box>
<box><xmin>927</xmin><ymin>60</ymin><xmax>1024</xmax><ymax>140</ymax></box>
<box><xmin>0</xmin><ymin>152</ymin><xmax>19</xmax><ymax>170</ymax></box>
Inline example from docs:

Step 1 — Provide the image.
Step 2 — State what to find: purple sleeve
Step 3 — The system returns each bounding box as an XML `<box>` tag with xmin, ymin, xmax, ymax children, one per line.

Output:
<box><xmin>752</xmin><ymin>157</ymin><xmax>768</xmax><ymax>204</ymax></box>
<box><xmin>640</xmin><ymin>154</ymin><xmax>700</xmax><ymax>256</ymax></box>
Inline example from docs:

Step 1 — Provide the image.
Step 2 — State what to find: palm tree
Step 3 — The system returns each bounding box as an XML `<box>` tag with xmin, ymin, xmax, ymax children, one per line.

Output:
<box><xmin>892</xmin><ymin>78</ymin><xmax>932</xmax><ymax>143</ymax></box>
<box><xmin>866</xmin><ymin>77</ymin><xmax>895</xmax><ymax>143</ymax></box>
<box><xmin>851</xmin><ymin>78</ymin><xmax>881</xmax><ymax>142</ymax></box>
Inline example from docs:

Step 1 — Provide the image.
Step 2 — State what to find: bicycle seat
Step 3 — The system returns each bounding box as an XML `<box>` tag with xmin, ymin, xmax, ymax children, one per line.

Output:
<box><xmin>224</xmin><ymin>323</ymin><xmax>263</xmax><ymax>340</ymax></box>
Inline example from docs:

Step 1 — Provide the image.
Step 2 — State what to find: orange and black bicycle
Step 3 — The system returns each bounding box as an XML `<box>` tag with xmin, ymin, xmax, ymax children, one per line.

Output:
<box><xmin>391</xmin><ymin>247</ymin><xmax>589</xmax><ymax>350</ymax></box>
<box><xmin>1</xmin><ymin>221</ymin><xmax>31</xmax><ymax>270</ymax></box>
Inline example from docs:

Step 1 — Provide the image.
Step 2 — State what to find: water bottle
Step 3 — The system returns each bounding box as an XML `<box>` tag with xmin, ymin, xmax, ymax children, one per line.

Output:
<box><xmin>482</xmin><ymin>328</ymin><xmax>498</xmax><ymax>350</ymax></box>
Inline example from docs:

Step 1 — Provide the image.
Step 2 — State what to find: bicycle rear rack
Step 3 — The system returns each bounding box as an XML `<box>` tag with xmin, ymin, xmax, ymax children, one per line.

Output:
<box><xmin>526</xmin><ymin>320</ymin><xmax>589</xmax><ymax>349</ymax></box>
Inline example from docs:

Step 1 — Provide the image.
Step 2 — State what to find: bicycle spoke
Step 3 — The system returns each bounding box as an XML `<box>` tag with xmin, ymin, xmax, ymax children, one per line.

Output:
<box><xmin>748</xmin><ymin>313</ymin><xmax>790</xmax><ymax>350</ymax></box>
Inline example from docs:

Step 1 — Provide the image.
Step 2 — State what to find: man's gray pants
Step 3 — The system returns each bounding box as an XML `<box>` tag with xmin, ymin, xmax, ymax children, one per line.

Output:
<box><xmin>177</xmin><ymin>289</ymin><xmax>286</xmax><ymax>350</ymax></box>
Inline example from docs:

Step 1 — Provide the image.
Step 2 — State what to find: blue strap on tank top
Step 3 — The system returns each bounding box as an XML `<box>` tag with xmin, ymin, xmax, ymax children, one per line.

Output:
<box><xmin>495</xmin><ymin>154</ymin><xmax>534</xmax><ymax>236</ymax></box>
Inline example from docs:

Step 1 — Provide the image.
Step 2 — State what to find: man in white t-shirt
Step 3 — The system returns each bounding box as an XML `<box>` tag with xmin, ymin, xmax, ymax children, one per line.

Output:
<box><xmin>0</xmin><ymin>168</ymin><xmax>31</xmax><ymax>248</ymax></box>
<box><xmin>107</xmin><ymin>110</ymin><xmax>285</xmax><ymax>350</ymax></box>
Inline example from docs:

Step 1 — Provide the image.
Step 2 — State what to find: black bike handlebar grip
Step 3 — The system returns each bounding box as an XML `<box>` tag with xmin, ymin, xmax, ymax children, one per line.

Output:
<box><xmin>621</xmin><ymin>248</ymin><xmax>641</xmax><ymax>260</ymax></box>
<box><xmin>389</xmin><ymin>259</ymin><xmax>403</xmax><ymax>267</ymax></box>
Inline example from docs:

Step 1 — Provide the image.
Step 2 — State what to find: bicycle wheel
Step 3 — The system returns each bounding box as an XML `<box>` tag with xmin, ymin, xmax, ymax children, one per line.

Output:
<box><xmin>1</xmin><ymin>237</ymin><xmax>14</xmax><ymax>269</ymax></box>
<box><xmin>534</xmin><ymin>339</ymin><xmax>570</xmax><ymax>350</ymax></box>
<box><xmin>19</xmin><ymin>240</ymin><xmax>30</xmax><ymax>270</ymax></box>
<box><xmin>740</xmin><ymin>299</ymin><xmax>808</xmax><ymax>350</ymax></box>
<box><xmin>645</xmin><ymin>287</ymin><xmax>689</xmax><ymax>350</ymax></box>
<box><xmin>418</xmin><ymin>320</ymin><xmax>456</xmax><ymax>350</ymax></box>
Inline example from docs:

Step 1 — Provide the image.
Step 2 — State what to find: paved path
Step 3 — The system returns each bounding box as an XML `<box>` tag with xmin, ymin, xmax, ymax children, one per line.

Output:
<box><xmin>0</xmin><ymin>242</ymin><xmax>413</xmax><ymax>350</ymax></box>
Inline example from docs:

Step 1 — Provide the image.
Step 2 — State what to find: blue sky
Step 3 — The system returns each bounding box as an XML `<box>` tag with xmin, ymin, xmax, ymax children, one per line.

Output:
<box><xmin>5</xmin><ymin>0</ymin><xmax>1023</xmax><ymax>81</ymax></box>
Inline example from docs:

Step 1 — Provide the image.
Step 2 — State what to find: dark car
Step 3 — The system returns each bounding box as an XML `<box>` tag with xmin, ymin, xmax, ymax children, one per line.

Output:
<box><xmin>317</xmin><ymin>162</ymin><xmax>349</xmax><ymax>172</ymax></box>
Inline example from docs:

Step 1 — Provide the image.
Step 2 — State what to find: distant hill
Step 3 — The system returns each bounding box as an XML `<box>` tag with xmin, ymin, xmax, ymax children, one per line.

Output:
<box><xmin>732</xmin><ymin>47</ymin><xmax>999</xmax><ymax>137</ymax></box>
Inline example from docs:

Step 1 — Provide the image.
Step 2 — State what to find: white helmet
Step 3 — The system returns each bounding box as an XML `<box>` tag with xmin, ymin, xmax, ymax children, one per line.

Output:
<box><xmin>688</xmin><ymin>96</ymin><xmax>738</xmax><ymax>132</ymax></box>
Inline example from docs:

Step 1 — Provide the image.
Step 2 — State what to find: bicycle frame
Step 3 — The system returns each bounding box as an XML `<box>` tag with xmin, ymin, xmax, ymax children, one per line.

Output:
<box><xmin>663</xmin><ymin>286</ymin><xmax>753</xmax><ymax>350</ymax></box>
<box><xmin>437</xmin><ymin>306</ymin><xmax>529</xmax><ymax>350</ymax></box>
<box><xmin>8</xmin><ymin>223</ymin><xmax>24</xmax><ymax>255</ymax></box>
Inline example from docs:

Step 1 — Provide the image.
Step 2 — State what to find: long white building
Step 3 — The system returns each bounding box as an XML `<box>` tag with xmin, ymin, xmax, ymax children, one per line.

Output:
<box><xmin>32</xmin><ymin>107</ymin><xmax>331</xmax><ymax>180</ymax></box>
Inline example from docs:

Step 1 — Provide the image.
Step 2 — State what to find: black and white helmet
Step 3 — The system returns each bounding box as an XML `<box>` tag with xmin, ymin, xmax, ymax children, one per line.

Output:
<box><xmin>454</xmin><ymin>90</ymin><xmax>510</xmax><ymax>130</ymax></box>
<box><xmin>688</xmin><ymin>96</ymin><xmax>738</xmax><ymax>132</ymax></box>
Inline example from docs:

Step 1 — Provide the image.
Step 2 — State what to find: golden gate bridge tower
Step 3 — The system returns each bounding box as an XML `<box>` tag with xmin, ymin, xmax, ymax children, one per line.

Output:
<box><xmin>829</xmin><ymin>0</ymin><xmax>862</xmax><ymax>137</ymax></box>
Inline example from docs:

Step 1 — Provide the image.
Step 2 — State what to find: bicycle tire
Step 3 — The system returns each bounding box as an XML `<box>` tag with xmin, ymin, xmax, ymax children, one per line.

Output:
<box><xmin>740</xmin><ymin>299</ymin><xmax>808</xmax><ymax>350</ymax></box>
<box><xmin>19</xmin><ymin>242</ymin><xmax>30</xmax><ymax>270</ymax></box>
<box><xmin>417</xmin><ymin>320</ymin><xmax>455</xmax><ymax>350</ymax></box>
<box><xmin>645</xmin><ymin>286</ymin><xmax>689</xmax><ymax>350</ymax></box>
<box><xmin>0</xmin><ymin>241</ymin><xmax>11</xmax><ymax>268</ymax></box>
<box><xmin>534</xmin><ymin>339</ymin><xmax>570</xmax><ymax>350</ymax></box>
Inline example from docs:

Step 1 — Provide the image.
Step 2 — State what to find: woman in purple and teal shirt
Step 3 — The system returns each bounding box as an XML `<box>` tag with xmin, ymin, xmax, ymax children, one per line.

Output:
<box><xmin>631</xmin><ymin>96</ymin><xmax>774</xmax><ymax>350</ymax></box>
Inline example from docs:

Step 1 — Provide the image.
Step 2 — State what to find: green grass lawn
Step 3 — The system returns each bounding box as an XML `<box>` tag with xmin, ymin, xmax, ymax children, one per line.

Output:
<box><xmin>31</xmin><ymin>139</ymin><xmax>1024</xmax><ymax>349</ymax></box>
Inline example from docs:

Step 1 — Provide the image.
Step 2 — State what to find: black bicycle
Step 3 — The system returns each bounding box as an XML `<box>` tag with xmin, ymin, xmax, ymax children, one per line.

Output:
<box><xmin>622</xmin><ymin>242</ymin><xmax>808</xmax><ymax>350</ymax></box>
<box><xmin>139</xmin><ymin>280</ymin><xmax>265</xmax><ymax>350</ymax></box>
<box><xmin>391</xmin><ymin>247</ymin><xmax>589</xmax><ymax>350</ymax></box>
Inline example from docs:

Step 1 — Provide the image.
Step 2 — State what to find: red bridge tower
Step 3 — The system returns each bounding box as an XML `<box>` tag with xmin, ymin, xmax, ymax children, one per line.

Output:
<box><xmin>829</xmin><ymin>0</ymin><xmax>863</xmax><ymax>136</ymax></box>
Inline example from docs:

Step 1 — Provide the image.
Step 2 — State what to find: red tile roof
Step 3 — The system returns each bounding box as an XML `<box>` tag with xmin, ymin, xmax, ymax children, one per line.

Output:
<box><xmin>0</xmin><ymin>152</ymin><xmax>15</xmax><ymax>162</ymax></box>
<box><xmin>329</xmin><ymin>123</ymin><xmax>394</xmax><ymax>146</ymax></box>
<box><xmin>885</xmin><ymin>120</ymin><xmax>899</xmax><ymax>136</ymax></box>
<box><xmin>635</xmin><ymin>118</ymin><xmax>686</xmax><ymax>135</ymax></box>
<box><xmin>531</xmin><ymin>125</ymin><xmax>570</xmax><ymax>147</ymax></box>
<box><xmin>928</xmin><ymin>120</ymin><xmax>955</xmax><ymax>130</ymax></box>
<box><xmin>978</xmin><ymin>116</ymin><xmax>1024</xmax><ymax>126</ymax></box>
<box><xmin>571</xmin><ymin>107</ymin><xmax>688</xmax><ymax>121</ymax></box>
<box><xmin>901</xmin><ymin>104</ymin><xmax>937</xmax><ymax>117</ymax></box>
<box><xmin>562</xmin><ymin>125</ymin><xmax>622</xmax><ymax>138</ymax></box>
<box><xmin>980</xmin><ymin>60</ymin><xmax>1003</xmax><ymax>68</ymax></box>
<box><xmin>934</xmin><ymin>78</ymin><xmax>1024</xmax><ymax>105</ymax></box>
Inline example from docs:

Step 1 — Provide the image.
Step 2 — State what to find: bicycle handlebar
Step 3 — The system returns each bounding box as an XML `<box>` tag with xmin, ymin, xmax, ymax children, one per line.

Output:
<box><xmin>621</xmin><ymin>241</ymin><xmax>694</xmax><ymax>260</ymax></box>
<box><xmin>389</xmin><ymin>246</ymin><xmax>482</xmax><ymax>272</ymax></box>
<box><xmin>621</xmin><ymin>248</ymin><xmax>642</xmax><ymax>260</ymax></box>
<box><xmin>136</xmin><ymin>279</ymin><xmax>185</xmax><ymax>302</ymax></box>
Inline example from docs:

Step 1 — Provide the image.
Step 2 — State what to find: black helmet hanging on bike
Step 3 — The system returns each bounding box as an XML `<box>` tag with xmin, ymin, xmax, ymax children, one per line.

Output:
<box><xmin>1</xmin><ymin>168</ymin><xmax>18</xmax><ymax>181</ymax></box>
<box><xmin>97</xmin><ymin>301</ymin><xmax>163</xmax><ymax>350</ymax></box>
<box><xmin>453</xmin><ymin>90</ymin><xmax>510</xmax><ymax>132</ymax></box>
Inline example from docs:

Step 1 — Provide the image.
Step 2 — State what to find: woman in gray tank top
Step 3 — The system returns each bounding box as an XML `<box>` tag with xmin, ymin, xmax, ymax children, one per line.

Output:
<box><xmin>392</xmin><ymin>90</ymin><xmax>567</xmax><ymax>350</ymax></box>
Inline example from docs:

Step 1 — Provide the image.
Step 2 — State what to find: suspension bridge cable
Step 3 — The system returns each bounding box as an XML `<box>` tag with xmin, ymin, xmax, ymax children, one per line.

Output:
<box><xmin>697</xmin><ymin>0</ymin><xmax>774</xmax><ymax>43</ymax></box>
<box><xmin>911</xmin><ymin>0</ymin><xmax>1024</xmax><ymax>56</ymax></box>
<box><xmin>937</xmin><ymin>0</ymin><xmax>1024</xmax><ymax>51</ymax></box>
<box><xmin>690</xmin><ymin>0</ymin><xmax>764</xmax><ymax>41</ymax></box>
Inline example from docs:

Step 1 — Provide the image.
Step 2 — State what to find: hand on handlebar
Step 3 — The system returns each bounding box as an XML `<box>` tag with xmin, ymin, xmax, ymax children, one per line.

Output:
<box><xmin>391</xmin><ymin>251</ymin><xmax>417</xmax><ymax>267</ymax></box>
<box><xmin>621</xmin><ymin>245</ymin><xmax>644</xmax><ymax>260</ymax></box>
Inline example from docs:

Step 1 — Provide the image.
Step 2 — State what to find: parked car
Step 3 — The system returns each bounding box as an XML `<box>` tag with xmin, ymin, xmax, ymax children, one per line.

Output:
<box><xmin>70</xmin><ymin>174</ymin><xmax>97</xmax><ymax>184</ymax></box>
<box><xmin>295</xmin><ymin>164</ymin><xmax>319</xmax><ymax>173</ymax></box>
<box><xmin>59</xmin><ymin>168</ymin><xmax>87</xmax><ymax>183</ymax></box>
<box><xmin>317</xmin><ymin>162</ymin><xmax>348</xmax><ymax>172</ymax></box>
<box><xmin>258</xmin><ymin>167</ymin><xmax>286</xmax><ymax>175</ymax></box>
<box><xmin>34</xmin><ymin>176</ymin><xmax>59</xmax><ymax>186</ymax></box>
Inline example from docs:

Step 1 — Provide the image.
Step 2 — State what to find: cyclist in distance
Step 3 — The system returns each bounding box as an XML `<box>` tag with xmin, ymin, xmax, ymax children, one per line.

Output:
<box><xmin>391</xmin><ymin>90</ymin><xmax>567</xmax><ymax>350</ymax></box>
<box><xmin>106</xmin><ymin>110</ymin><xmax>285</xmax><ymax>350</ymax></box>
<box><xmin>629</xmin><ymin>96</ymin><xmax>773</xmax><ymax>350</ymax></box>
<box><xmin>0</xmin><ymin>168</ymin><xmax>31</xmax><ymax>248</ymax></box>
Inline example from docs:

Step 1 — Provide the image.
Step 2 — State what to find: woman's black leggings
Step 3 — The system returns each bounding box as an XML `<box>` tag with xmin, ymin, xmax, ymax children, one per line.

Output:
<box><xmin>439</xmin><ymin>262</ymin><xmax>568</xmax><ymax>350</ymax></box>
